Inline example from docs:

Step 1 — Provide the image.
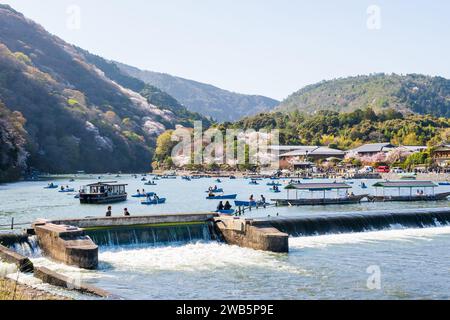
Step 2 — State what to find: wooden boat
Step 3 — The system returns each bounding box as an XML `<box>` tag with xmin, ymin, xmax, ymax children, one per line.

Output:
<box><xmin>438</xmin><ymin>182</ymin><xmax>450</xmax><ymax>186</ymax></box>
<box><xmin>44</xmin><ymin>184</ymin><xmax>58</xmax><ymax>189</ymax></box>
<box><xmin>273</xmin><ymin>195</ymin><xmax>367</xmax><ymax>206</ymax></box>
<box><xmin>269</xmin><ymin>189</ymin><xmax>281</xmax><ymax>193</ymax></box>
<box><xmin>79</xmin><ymin>182</ymin><xmax>127</xmax><ymax>204</ymax></box>
<box><xmin>271</xmin><ymin>182</ymin><xmax>367</xmax><ymax>206</ymax></box>
<box><xmin>182</xmin><ymin>176</ymin><xmax>191</xmax><ymax>181</ymax></box>
<box><xmin>144</xmin><ymin>181</ymin><xmax>157</xmax><ymax>186</ymax></box>
<box><xmin>249</xmin><ymin>180</ymin><xmax>259</xmax><ymax>185</ymax></box>
<box><xmin>59</xmin><ymin>188</ymin><xmax>75</xmax><ymax>193</ymax></box>
<box><xmin>161</xmin><ymin>175</ymin><xmax>177</xmax><ymax>179</ymax></box>
<box><xmin>141</xmin><ymin>198</ymin><xmax>166</xmax><ymax>205</ymax></box>
<box><xmin>206</xmin><ymin>194</ymin><xmax>237</xmax><ymax>200</ymax></box>
<box><xmin>370</xmin><ymin>180</ymin><xmax>450</xmax><ymax>202</ymax></box>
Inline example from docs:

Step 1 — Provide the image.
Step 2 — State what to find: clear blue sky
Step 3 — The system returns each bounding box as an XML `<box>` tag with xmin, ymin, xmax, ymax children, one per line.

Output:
<box><xmin>2</xmin><ymin>0</ymin><xmax>450</xmax><ymax>100</ymax></box>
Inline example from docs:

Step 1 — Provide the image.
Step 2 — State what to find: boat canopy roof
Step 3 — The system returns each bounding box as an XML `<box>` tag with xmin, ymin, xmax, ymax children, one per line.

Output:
<box><xmin>372</xmin><ymin>181</ymin><xmax>437</xmax><ymax>188</ymax></box>
<box><xmin>85</xmin><ymin>181</ymin><xmax>128</xmax><ymax>187</ymax></box>
<box><xmin>285</xmin><ymin>182</ymin><xmax>352</xmax><ymax>191</ymax></box>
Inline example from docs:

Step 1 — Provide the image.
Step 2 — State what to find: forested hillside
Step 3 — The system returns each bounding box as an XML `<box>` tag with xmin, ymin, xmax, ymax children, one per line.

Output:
<box><xmin>278</xmin><ymin>73</ymin><xmax>450</xmax><ymax>118</ymax></box>
<box><xmin>0</xmin><ymin>5</ymin><xmax>209</xmax><ymax>176</ymax></box>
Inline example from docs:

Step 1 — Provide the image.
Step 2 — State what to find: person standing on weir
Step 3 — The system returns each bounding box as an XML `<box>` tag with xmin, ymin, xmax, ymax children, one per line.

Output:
<box><xmin>124</xmin><ymin>208</ymin><xmax>130</xmax><ymax>216</ymax></box>
<box><xmin>106</xmin><ymin>206</ymin><xmax>112</xmax><ymax>217</ymax></box>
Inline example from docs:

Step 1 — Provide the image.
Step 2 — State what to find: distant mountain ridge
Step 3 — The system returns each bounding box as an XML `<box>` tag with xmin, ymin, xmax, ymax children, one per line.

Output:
<box><xmin>277</xmin><ymin>73</ymin><xmax>450</xmax><ymax>118</ymax></box>
<box><xmin>116</xmin><ymin>62</ymin><xmax>279</xmax><ymax>122</ymax></box>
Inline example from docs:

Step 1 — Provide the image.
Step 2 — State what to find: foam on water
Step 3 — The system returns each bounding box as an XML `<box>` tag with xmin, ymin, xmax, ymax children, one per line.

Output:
<box><xmin>0</xmin><ymin>260</ymin><xmax>18</xmax><ymax>277</ymax></box>
<box><xmin>98</xmin><ymin>241</ymin><xmax>308</xmax><ymax>275</ymax></box>
<box><xmin>290</xmin><ymin>225</ymin><xmax>450</xmax><ymax>249</ymax></box>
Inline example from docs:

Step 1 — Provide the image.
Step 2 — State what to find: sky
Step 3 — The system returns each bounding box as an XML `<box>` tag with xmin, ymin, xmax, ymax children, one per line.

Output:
<box><xmin>2</xmin><ymin>0</ymin><xmax>450</xmax><ymax>100</ymax></box>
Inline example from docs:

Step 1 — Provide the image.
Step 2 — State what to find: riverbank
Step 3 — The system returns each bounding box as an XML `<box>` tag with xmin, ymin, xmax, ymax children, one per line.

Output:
<box><xmin>0</xmin><ymin>277</ymin><xmax>69</xmax><ymax>300</ymax></box>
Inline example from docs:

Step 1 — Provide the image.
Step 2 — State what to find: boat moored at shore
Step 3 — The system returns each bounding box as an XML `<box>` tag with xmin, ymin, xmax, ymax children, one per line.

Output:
<box><xmin>368</xmin><ymin>181</ymin><xmax>450</xmax><ymax>202</ymax></box>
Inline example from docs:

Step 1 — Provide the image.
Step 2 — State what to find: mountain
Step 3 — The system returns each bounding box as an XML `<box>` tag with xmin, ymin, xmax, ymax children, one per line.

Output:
<box><xmin>0</xmin><ymin>4</ymin><xmax>209</xmax><ymax>176</ymax></box>
<box><xmin>116</xmin><ymin>62</ymin><xmax>279</xmax><ymax>122</ymax></box>
<box><xmin>0</xmin><ymin>100</ymin><xmax>27</xmax><ymax>182</ymax></box>
<box><xmin>277</xmin><ymin>73</ymin><xmax>450</xmax><ymax>118</ymax></box>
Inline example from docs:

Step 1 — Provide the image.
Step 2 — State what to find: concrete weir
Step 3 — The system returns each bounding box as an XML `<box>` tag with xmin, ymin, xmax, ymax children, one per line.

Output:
<box><xmin>0</xmin><ymin>244</ymin><xmax>34</xmax><ymax>272</ymax></box>
<box><xmin>33</xmin><ymin>221</ymin><xmax>98</xmax><ymax>269</ymax></box>
<box><xmin>30</xmin><ymin>213</ymin><xmax>289</xmax><ymax>269</ymax></box>
<box><xmin>214</xmin><ymin>217</ymin><xmax>289</xmax><ymax>253</ymax></box>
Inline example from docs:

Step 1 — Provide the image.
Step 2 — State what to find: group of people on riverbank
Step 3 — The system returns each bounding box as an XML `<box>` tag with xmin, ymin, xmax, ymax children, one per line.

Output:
<box><xmin>105</xmin><ymin>206</ymin><xmax>130</xmax><ymax>217</ymax></box>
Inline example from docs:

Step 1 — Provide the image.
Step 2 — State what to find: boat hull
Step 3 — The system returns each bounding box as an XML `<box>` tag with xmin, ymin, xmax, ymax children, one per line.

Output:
<box><xmin>235</xmin><ymin>200</ymin><xmax>254</xmax><ymax>207</ymax></box>
<box><xmin>79</xmin><ymin>194</ymin><xmax>127</xmax><ymax>204</ymax></box>
<box><xmin>216</xmin><ymin>209</ymin><xmax>235</xmax><ymax>215</ymax></box>
<box><xmin>141</xmin><ymin>198</ymin><xmax>166</xmax><ymax>205</ymax></box>
<box><xmin>272</xmin><ymin>195</ymin><xmax>368</xmax><ymax>206</ymax></box>
<box><xmin>368</xmin><ymin>192</ymin><xmax>450</xmax><ymax>202</ymax></box>
<box><xmin>206</xmin><ymin>194</ymin><xmax>237</xmax><ymax>200</ymax></box>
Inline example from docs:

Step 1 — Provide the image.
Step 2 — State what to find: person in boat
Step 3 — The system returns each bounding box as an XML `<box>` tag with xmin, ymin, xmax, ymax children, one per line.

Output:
<box><xmin>249</xmin><ymin>194</ymin><xmax>254</xmax><ymax>202</ymax></box>
<box><xmin>208</xmin><ymin>191</ymin><xmax>215</xmax><ymax>198</ymax></box>
<box><xmin>106</xmin><ymin>206</ymin><xmax>112</xmax><ymax>217</ymax></box>
<box><xmin>217</xmin><ymin>201</ymin><xmax>224</xmax><ymax>211</ymax></box>
<box><xmin>142</xmin><ymin>189</ymin><xmax>145</xmax><ymax>195</ymax></box>
<box><xmin>224</xmin><ymin>201</ymin><xmax>232</xmax><ymax>210</ymax></box>
<box><xmin>124</xmin><ymin>208</ymin><xmax>130</xmax><ymax>216</ymax></box>
<box><xmin>60</xmin><ymin>185</ymin><xmax>65</xmax><ymax>191</ymax></box>
<box><xmin>153</xmin><ymin>193</ymin><xmax>160</xmax><ymax>201</ymax></box>
<box><xmin>214</xmin><ymin>185</ymin><xmax>218</xmax><ymax>191</ymax></box>
<box><xmin>136</xmin><ymin>189</ymin><xmax>141</xmax><ymax>196</ymax></box>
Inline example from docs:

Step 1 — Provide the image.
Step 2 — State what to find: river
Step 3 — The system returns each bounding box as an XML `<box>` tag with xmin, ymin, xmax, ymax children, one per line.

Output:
<box><xmin>1</xmin><ymin>175</ymin><xmax>450</xmax><ymax>299</ymax></box>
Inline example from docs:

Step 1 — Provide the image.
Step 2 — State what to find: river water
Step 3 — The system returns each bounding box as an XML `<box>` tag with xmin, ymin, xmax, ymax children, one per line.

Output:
<box><xmin>1</xmin><ymin>175</ymin><xmax>450</xmax><ymax>299</ymax></box>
